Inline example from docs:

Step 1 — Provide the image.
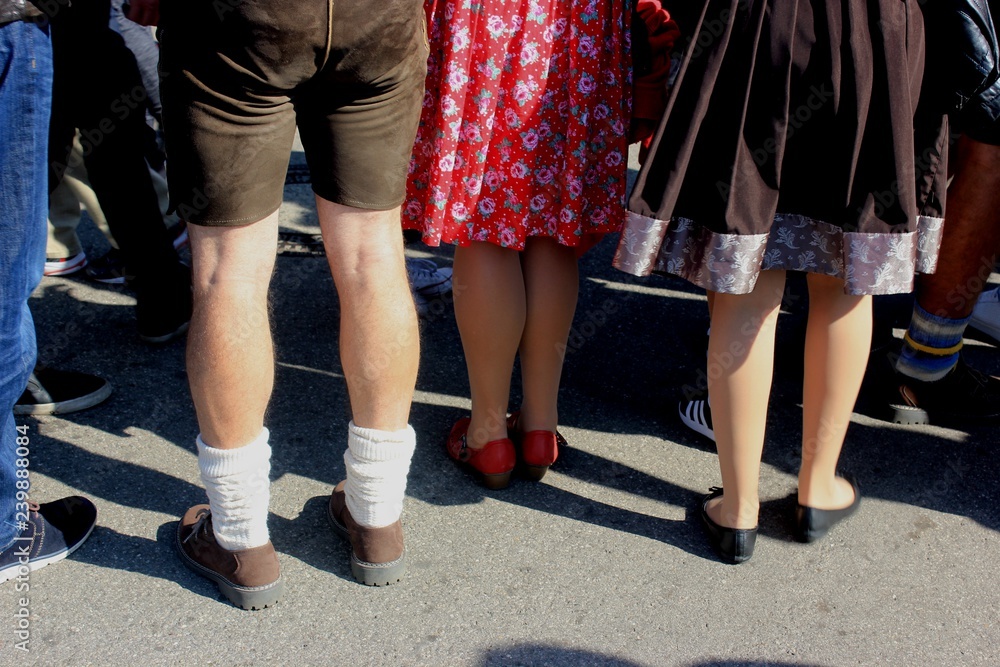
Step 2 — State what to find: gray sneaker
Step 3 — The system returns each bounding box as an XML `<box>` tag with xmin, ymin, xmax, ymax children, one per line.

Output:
<box><xmin>0</xmin><ymin>496</ymin><xmax>97</xmax><ymax>584</ymax></box>
<box><xmin>970</xmin><ymin>286</ymin><xmax>1000</xmax><ymax>345</ymax></box>
<box><xmin>406</xmin><ymin>257</ymin><xmax>453</xmax><ymax>298</ymax></box>
<box><xmin>14</xmin><ymin>368</ymin><xmax>112</xmax><ymax>416</ymax></box>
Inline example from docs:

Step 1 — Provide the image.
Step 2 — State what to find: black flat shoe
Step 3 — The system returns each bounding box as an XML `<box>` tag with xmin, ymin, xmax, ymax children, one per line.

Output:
<box><xmin>794</xmin><ymin>474</ymin><xmax>861</xmax><ymax>543</ymax></box>
<box><xmin>699</xmin><ymin>488</ymin><xmax>757</xmax><ymax>564</ymax></box>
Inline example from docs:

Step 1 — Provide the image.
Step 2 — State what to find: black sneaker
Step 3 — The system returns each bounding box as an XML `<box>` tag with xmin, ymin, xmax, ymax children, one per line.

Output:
<box><xmin>136</xmin><ymin>263</ymin><xmax>192</xmax><ymax>344</ymax></box>
<box><xmin>85</xmin><ymin>248</ymin><xmax>128</xmax><ymax>285</ymax></box>
<box><xmin>679</xmin><ymin>390</ymin><xmax>715</xmax><ymax>442</ymax></box>
<box><xmin>0</xmin><ymin>496</ymin><xmax>97</xmax><ymax>584</ymax></box>
<box><xmin>86</xmin><ymin>227</ymin><xmax>188</xmax><ymax>285</ymax></box>
<box><xmin>14</xmin><ymin>368</ymin><xmax>112</xmax><ymax>416</ymax></box>
<box><xmin>885</xmin><ymin>354</ymin><xmax>1000</xmax><ymax>425</ymax></box>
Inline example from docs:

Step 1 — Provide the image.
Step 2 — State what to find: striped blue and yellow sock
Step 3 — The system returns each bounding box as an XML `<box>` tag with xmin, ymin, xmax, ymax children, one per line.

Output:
<box><xmin>895</xmin><ymin>304</ymin><xmax>971</xmax><ymax>382</ymax></box>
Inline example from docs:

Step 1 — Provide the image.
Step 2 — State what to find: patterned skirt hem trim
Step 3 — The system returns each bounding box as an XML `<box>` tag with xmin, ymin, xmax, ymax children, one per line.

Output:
<box><xmin>612</xmin><ymin>211</ymin><xmax>943</xmax><ymax>295</ymax></box>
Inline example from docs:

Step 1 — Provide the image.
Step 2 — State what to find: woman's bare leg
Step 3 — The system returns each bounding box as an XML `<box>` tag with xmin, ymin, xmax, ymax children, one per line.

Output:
<box><xmin>453</xmin><ymin>242</ymin><xmax>525</xmax><ymax>447</ymax></box>
<box><xmin>705</xmin><ymin>270</ymin><xmax>786</xmax><ymax>529</ymax></box>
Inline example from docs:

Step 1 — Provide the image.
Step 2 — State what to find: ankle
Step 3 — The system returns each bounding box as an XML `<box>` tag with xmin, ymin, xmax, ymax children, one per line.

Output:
<box><xmin>467</xmin><ymin>409</ymin><xmax>509</xmax><ymax>448</ymax></box>
<box><xmin>197</xmin><ymin>429</ymin><xmax>272</xmax><ymax>551</ymax></box>
<box><xmin>707</xmin><ymin>495</ymin><xmax>758</xmax><ymax>529</ymax></box>
<box><xmin>798</xmin><ymin>475</ymin><xmax>853</xmax><ymax>509</ymax></box>
<box><xmin>516</xmin><ymin>406</ymin><xmax>558</xmax><ymax>433</ymax></box>
<box><xmin>344</xmin><ymin>422</ymin><xmax>416</xmax><ymax>528</ymax></box>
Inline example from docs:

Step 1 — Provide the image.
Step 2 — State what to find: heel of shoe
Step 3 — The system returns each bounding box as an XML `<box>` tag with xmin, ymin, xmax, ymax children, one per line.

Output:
<box><xmin>794</xmin><ymin>475</ymin><xmax>861</xmax><ymax>543</ymax></box>
<box><xmin>727</xmin><ymin>530</ymin><xmax>757</xmax><ymax>563</ymax></box>
<box><xmin>519</xmin><ymin>430</ymin><xmax>560</xmax><ymax>478</ymax></box>
<box><xmin>522</xmin><ymin>464</ymin><xmax>549</xmax><ymax>481</ymax></box>
<box><xmin>481</xmin><ymin>470</ymin><xmax>512</xmax><ymax>490</ymax></box>
<box><xmin>794</xmin><ymin>506</ymin><xmax>819</xmax><ymax>543</ymax></box>
<box><xmin>699</xmin><ymin>488</ymin><xmax>758</xmax><ymax>564</ymax></box>
<box><xmin>351</xmin><ymin>552</ymin><xmax>406</xmax><ymax>587</ymax></box>
<box><xmin>219</xmin><ymin>578</ymin><xmax>284</xmax><ymax>611</ymax></box>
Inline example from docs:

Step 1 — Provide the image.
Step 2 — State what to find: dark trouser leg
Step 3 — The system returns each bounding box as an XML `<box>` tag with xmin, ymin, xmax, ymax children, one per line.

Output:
<box><xmin>48</xmin><ymin>0</ymin><xmax>185</xmax><ymax>309</ymax></box>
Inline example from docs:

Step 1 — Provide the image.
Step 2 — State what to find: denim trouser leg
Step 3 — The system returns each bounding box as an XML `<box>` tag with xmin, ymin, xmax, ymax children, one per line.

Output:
<box><xmin>0</xmin><ymin>20</ymin><xmax>53</xmax><ymax>551</ymax></box>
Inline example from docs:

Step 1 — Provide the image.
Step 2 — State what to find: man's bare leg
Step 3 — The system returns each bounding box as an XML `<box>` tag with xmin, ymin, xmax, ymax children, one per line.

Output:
<box><xmin>892</xmin><ymin>137</ymin><xmax>1000</xmax><ymax>424</ymax></box>
<box><xmin>916</xmin><ymin>137</ymin><xmax>1000</xmax><ymax>320</ymax></box>
<box><xmin>317</xmin><ymin>197</ymin><xmax>418</xmax><ymax>587</ymax></box>
<box><xmin>316</xmin><ymin>198</ymin><xmax>418</xmax><ymax>430</ymax></box>
<box><xmin>187</xmin><ymin>213</ymin><xmax>279</xmax><ymax>448</ymax></box>
<box><xmin>180</xmin><ymin>211</ymin><xmax>282</xmax><ymax>610</ymax></box>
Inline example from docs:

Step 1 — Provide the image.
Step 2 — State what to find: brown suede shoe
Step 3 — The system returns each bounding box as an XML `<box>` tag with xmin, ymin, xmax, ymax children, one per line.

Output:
<box><xmin>327</xmin><ymin>481</ymin><xmax>405</xmax><ymax>586</ymax></box>
<box><xmin>176</xmin><ymin>505</ymin><xmax>283</xmax><ymax>610</ymax></box>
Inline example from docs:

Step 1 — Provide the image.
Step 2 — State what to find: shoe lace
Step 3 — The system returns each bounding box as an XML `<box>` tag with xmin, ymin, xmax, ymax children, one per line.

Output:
<box><xmin>954</xmin><ymin>361</ymin><xmax>997</xmax><ymax>399</ymax></box>
<box><xmin>183</xmin><ymin>509</ymin><xmax>212</xmax><ymax>544</ymax></box>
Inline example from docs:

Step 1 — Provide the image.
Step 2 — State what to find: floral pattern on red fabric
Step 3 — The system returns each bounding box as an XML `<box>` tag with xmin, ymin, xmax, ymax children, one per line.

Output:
<box><xmin>403</xmin><ymin>0</ymin><xmax>631</xmax><ymax>251</ymax></box>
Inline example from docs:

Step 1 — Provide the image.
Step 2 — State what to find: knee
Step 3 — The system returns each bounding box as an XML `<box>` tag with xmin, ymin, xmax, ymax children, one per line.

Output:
<box><xmin>329</xmin><ymin>241</ymin><xmax>405</xmax><ymax>292</ymax></box>
<box><xmin>191</xmin><ymin>261</ymin><xmax>273</xmax><ymax>307</ymax></box>
<box><xmin>189</xmin><ymin>223</ymin><xmax>277</xmax><ymax>297</ymax></box>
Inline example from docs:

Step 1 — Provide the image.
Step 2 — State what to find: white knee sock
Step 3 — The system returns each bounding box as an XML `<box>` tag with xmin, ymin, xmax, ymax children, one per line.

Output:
<box><xmin>344</xmin><ymin>421</ymin><xmax>416</xmax><ymax>528</ymax></box>
<box><xmin>197</xmin><ymin>428</ymin><xmax>272</xmax><ymax>551</ymax></box>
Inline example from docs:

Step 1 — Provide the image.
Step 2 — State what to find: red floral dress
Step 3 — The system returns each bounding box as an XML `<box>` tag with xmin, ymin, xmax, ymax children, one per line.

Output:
<box><xmin>403</xmin><ymin>0</ymin><xmax>631</xmax><ymax>251</ymax></box>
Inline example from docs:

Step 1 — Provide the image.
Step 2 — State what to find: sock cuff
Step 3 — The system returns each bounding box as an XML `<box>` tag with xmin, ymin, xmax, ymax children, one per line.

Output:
<box><xmin>197</xmin><ymin>428</ymin><xmax>271</xmax><ymax>478</ymax></box>
<box><xmin>348</xmin><ymin>421</ymin><xmax>416</xmax><ymax>462</ymax></box>
<box><xmin>908</xmin><ymin>303</ymin><xmax>972</xmax><ymax>348</ymax></box>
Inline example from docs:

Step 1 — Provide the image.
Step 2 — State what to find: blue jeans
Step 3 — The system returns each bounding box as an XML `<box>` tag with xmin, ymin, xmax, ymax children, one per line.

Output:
<box><xmin>0</xmin><ymin>19</ymin><xmax>52</xmax><ymax>551</ymax></box>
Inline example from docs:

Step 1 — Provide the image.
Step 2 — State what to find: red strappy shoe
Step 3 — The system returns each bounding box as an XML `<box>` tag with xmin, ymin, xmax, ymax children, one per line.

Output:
<box><xmin>446</xmin><ymin>417</ymin><xmax>515</xmax><ymax>490</ymax></box>
<box><xmin>506</xmin><ymin>411</ymin><xmax>565</xmax><ymax>481</ymax></box>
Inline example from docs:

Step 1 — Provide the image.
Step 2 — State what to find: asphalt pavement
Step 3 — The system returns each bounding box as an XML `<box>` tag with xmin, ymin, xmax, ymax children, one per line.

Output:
<box><xmin>3</xmin><ymin>154</ymin><xmax>999</xmax><ymax>666</ymax></box>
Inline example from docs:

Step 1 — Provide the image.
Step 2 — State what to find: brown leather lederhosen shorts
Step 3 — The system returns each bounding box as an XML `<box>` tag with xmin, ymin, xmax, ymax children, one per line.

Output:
<box><xmin>158</xmin><ymin>0</ymin><xmax>428</xmax><ymax>225</ymax></box>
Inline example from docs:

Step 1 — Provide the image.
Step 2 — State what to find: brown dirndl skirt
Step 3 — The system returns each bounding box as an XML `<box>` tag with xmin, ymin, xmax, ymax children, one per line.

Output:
<box><xmin>614</xmin><ymin>0</ymin><xmax>945</xmax><ymax>295</ymax></box>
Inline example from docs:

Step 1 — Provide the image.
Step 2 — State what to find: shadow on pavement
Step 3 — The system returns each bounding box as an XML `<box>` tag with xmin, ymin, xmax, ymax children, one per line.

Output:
<box><xmin>479</xmin><ymin>644</ymin><xmax>649</xmax><ymax>667</ymax></box>
<box><xmin>27</xmin><ymin>228</ymin><xmax>1000</xmax><ymax>586</ymax></box>
<box><xmin>68</xmin><ymin>523</ymin><xmax>223</xmax><ymax>605</ymax></box>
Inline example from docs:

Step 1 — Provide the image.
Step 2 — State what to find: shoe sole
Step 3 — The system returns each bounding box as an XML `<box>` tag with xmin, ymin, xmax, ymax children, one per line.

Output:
<box><xmin>521</xmin><ymin>464</ymin><xmax>549</xmax><ymax>482</ymax></box>
<box><xmin>44</xmin><ymin>254</ymin><xmax>88</xmax><ymax>277</ymax></box>
<box><xmin>174</xmin><ymin>525</ymin><xmax>283</xmax><ymax>611</ymax></box>
<box><xmin>0</xmin><ymin>519</ymin><xmax>96</xmax><ymax>584</ymax></box>
<box><xmin>13</xmin><ymin>382</ymin><xmax>113</xmax><ymax>416</ymax></box>
<box><xmin>885</xmin><ymin>401</ymin><xmax>1000</xmax><ymax>426</ymax></box>
<box><xmin>885</xmin><ymin>402</ymin><xmax>930</xmax><ymax>426</ymax></box>
<box><xmin>968</xmin><ymin>321</ymin><xmax>1000</xmax><ymax>347</ymax></box>
<box><xmin>91</xmin><ymin>275</ymin><xmax>126</xmax><ymax>285</ymax></box>
<box><xmin>326</xmin><ymin>507</ymin><xmax>406</xmax><ymax>587</ymax></box>
<box><xmin>140</xmin><ymin>321</ymin><xmax>190</xmax><ymax>345</ymax></box>
<box><xmin>44</xmin><ymin>264</ymin><xmax>88</xmax><ymax>277</ymax></box>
